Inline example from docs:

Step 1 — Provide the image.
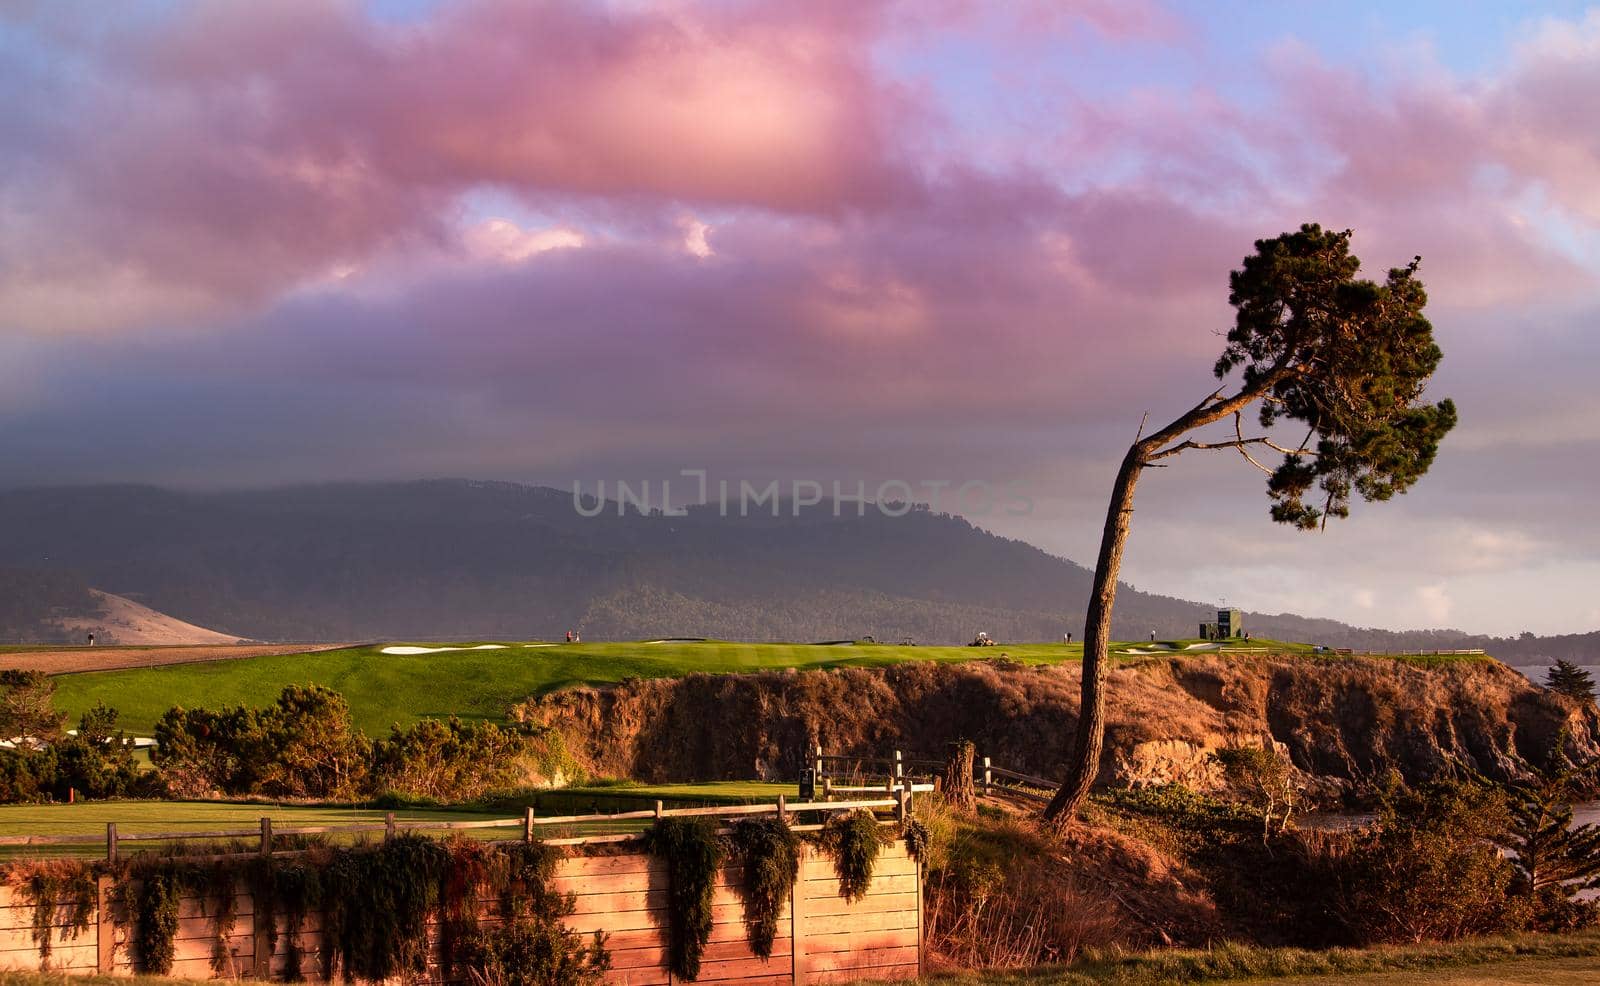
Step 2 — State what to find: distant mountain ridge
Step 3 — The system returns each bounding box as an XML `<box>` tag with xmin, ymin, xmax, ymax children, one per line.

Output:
<box><xmin>0</xmin><ymin>479</ymin><xmax>1587</xmax><ymax>659</ymax></box>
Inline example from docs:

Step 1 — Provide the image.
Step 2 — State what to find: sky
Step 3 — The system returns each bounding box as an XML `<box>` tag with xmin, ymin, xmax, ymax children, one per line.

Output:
<box><xmin>2</xmin><ymin>0</ymin><xmax>1599</xmax><ymax>636</ymax></box>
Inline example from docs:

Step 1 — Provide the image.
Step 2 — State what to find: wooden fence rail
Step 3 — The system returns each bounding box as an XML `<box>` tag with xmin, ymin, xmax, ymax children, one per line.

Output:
<box><xmin>0</xmin><ymin>798</ymin><xmax>908</xmax><ymax>858</ymax></box>
<box><xmin>812</xmin><ymin>745</ymin><xmax>1058</xmax><ymax>805</ymax></box>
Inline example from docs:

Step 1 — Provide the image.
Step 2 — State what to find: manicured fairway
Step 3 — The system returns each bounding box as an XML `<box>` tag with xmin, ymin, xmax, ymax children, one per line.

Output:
<box><xmin>49</xmin><ymin>637</ymin><xmax>1324</xmax><ymax>735</ymax></box>
<box><xmin>0</xmin><ymin>800</ymin><xmax>502</xmax><ymax>838</ymax></box>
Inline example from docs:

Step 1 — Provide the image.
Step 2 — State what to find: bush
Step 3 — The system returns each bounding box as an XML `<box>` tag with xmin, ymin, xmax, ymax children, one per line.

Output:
<box><xmin>459</xmin><ymin>917</ymin><xmax>609</xmax><ymax>986</ymax></box>
<box><xmin>1212</xmin><ymin>744</ymin><xmax>1299</xmax><ymax>841</ymax></box>
<box><xmin>1334</xmin><ymin>781</ymin><xmax>1529</xmax><ymax>944</ymax></box>
<box><xmin>0</xmin><ymin>703</ymin><xmax>146</xmax><ymax>803</ymax></box>
<box><xmin>154</xmin><ymin>686</ymin><xmax>369</xmax><ymax>799</ymax></box>
<box><xmin>917</xmin><ymin>795</ymin><xmax>1131</xmax><ymax>967</ymax></box>
<box><xmin>152</xmin><ymin>687</ymin><xmax>574</xmax><ymax>802</ymax></box>
<box><xmin>371</xmin><ymin>718</ymin><xmax>568</xmax><ymax>801</ymax></box>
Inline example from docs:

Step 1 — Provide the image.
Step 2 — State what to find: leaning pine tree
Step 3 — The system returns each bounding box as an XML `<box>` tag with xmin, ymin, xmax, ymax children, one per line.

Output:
<box><xmin>1042</xmin><ymin>224</ymin><xmax>1457</xmax><ymax>824</ymax></box>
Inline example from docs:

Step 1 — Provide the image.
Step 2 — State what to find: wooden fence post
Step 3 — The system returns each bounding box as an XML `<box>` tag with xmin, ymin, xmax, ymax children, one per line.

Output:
<box><xmin>95</xmin><ymin>874</ymin><xmax>114</xmax><ymax>974</ymax></box>
<box><xmin>524</xmin><ymin>807</ymin><xmax>536</xmax><ymax>842</ymax></box>
<box><xmin>384</xmin><ymin>811</ymin><xmax>396</xmax><ymax>841</ymax></box>
<box><xmin>776</xmin><ymin>794</ymin><xmax>787</xmax><ymax>824</ymax></box>
<box><xmin>982</xmin><ymin>756</ymin><xmax>992</xmax><ymax>796</ymax></box>
<box><xmin>790</xmin><ymin>844</ymin><xmax>807</xmax><ymax>985</ymax></box>
<box><xmin>254</xmin><ymin>817</ymin><xmax>273</xmax><ymax>978</ymax></box>
<box><xmin>813</xmin><ymin>743</ymin><xmax>823</xmax><ymax>780</ymax></box>
<box><xmin>105</xmin><ymin>822</ymin><xmax>117</xmax><ymax>864</ymax></box>
<box><xmin>822</xmin><ymin>778</ymin><xmax>832</xmax><ymax>800</ymax></box>
<box><xmin>654</xmin><ymin>800</ymin><xmax>664</xmax><ymax>820</ymax></box>
<box><xmin>896</xmin><ymin>786</ymin><xmax>909</xmax><ymax>825</ymax></box>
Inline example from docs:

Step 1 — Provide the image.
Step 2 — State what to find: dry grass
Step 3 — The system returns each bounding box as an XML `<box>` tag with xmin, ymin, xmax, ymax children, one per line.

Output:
<box><xmin>879</xmin><ymin>930</ymin><xmax>1600</xmax><ymax>984</ymax></box>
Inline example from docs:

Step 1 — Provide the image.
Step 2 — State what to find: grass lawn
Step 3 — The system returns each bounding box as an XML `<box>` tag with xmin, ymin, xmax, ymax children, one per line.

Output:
<box><xmin>0</xmin><ymin>781</ymin><xmax>801</xmax><ymax>859</ymax></box>
<box><xmin>1256</xmin><ymin>955</ymin><xmax>1600</xmax><ymax>984</ymax></box>
<box><xmin>0</xmin><ymin>935</ymin><xmax>1596</xmax><ymax>986</ymax></box>
<box><xmin>525</xmin><ymin>780</ymin><xmax>794</xmax><ymax>815</ymax></box>
<box><xmin>895</xmin><ymin>932</ymin><xmax>1600</xmax><ymax>985</ymax></box>
<box><xmin>0</xmin><ymin>800</ymin><xmax>503</xmax><ymax>837</ymax></box>
<box><xmin>0</xmin><ymin>800</ymin><xmax>517</xmax><ymax>860</ymax></box>
<box><xmin>44</xmin><ymin>636</ymin><xmax>1444</xmax><ymax>736</ymax></box>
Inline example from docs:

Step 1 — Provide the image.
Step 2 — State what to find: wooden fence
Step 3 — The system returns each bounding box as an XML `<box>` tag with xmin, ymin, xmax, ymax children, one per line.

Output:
<box><xmin>0</xmin><ymin>800</ymin><xmax>921</xmax><ymax>985</ymax></box>
<box><xmin>813</xmin><ymin>746</ymin><xmax>1055</xmax><ymax>806</ymax></box>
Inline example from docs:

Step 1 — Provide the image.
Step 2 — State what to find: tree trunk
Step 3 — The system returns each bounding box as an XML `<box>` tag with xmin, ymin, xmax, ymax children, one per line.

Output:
<box><xmin>1042</xmin><ymin>444</ymin><xmax>1146</xmax><ymax>825</ymax></box>
<box><xmin>942</xmin><ymin>739</ymin><xmax>977</xmax><ymax>815</ymax></box>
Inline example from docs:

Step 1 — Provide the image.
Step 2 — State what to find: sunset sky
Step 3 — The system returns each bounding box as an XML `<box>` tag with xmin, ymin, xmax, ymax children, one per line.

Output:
<box><xmin>3</xmin><ymin>1</ymin><xmax>1599</xmax><ymax>635</ymax></box>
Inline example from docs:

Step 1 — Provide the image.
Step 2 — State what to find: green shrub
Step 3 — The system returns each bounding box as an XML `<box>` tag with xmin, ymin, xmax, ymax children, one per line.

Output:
<box><xmin>729</xmin><ymin>816</ymin><xmax>800</xmax><ymax>959</ymax></box>
<box><xmin>819</xmin><ymin>810</ymin><xmax>891</xmax><ymax>902</ymax></box>
<box><xmin>130</xmin><ymin>864</ymin><xmax>184</xmax><ymax>975</ymax></box>
<box><xmin>153</xmin><ymin>686</ymin><xmax>369</xmax><ymax>799</ymax></box>
<box><xmin>458</xmin><ymin>919</ymin><xmax>609</xmax><ymax>986</ymax></box>
<box><xmin>0</xmin><ymin>700</ymin><xmax>145</xmax><ymax>804</ymax></box>
<box><xmin>644</xmin><ymin>817</ymin><xmax>725</xmax><ymax>981</ymax></box>
<box><xmin>1335</xmin><ymin>781</ymin><xmax>1529</xmax><ymax>944</ymax></box>
<box><xmin>322</xmin><ymin>833</ymin><xmax>449</xmax><ymax>982</ymax></box>
<box><xmin>371</xmin><ymin>717</ymin><xmax>561</xmax><ymax>801</ymax></box>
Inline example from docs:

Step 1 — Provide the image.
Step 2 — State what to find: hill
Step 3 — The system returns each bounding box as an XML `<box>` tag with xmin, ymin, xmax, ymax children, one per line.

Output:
<box><xmin>0</xmin><ymin>568</ymin><xmax>240</xmax><ymax>645</ymax></box>
<box><xmin>0</xmin><ymin>479</ymin><xmax>1588</xmax><ymax>654</ymax></box>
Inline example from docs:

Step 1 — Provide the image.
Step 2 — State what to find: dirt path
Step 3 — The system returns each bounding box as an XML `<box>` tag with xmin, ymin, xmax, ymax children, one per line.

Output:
<box><xmin>0</xmin><ymin>643</ymin><xmax>354</xmax><ymax>675</ymax></box>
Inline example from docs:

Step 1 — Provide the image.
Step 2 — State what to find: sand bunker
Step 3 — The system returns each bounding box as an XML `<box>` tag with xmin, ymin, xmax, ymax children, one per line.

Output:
<box><xmin>379</xmin><ymin>644</ymin><xmax>509</xmax><ymax>656</ymax></box>
<box><xmin>1120</xmin><ymin>643</ymin><xmax>1224</xmax><ymax>655</ymax></box>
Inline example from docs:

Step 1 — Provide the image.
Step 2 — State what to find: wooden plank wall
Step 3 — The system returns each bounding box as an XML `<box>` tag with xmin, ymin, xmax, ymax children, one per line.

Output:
<box><xmin>0</xmin><ymin>843</ymin><xmax>920</xmax><ymax>984</ymax></box>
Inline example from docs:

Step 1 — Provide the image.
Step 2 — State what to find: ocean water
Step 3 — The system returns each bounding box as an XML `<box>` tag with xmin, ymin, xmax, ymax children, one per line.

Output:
<box><xmin>1512</xmin><ymin>662</ymin><xmax>1600</xmax><ymax>689</ymax></box>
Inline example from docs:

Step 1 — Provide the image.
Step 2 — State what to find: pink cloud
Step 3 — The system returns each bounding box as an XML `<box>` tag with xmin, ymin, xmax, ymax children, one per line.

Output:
<box><xmin>0</xmin><ymin>0</ymin><xmax>924</xmax><ymax>334</ymax></box>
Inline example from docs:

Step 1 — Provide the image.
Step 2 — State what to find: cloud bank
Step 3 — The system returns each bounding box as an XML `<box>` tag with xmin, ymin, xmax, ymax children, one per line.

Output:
<box><xmin>2</xmin><ymin>0</ymin><xmax>1598</xmax><ymax>634</ymax></box>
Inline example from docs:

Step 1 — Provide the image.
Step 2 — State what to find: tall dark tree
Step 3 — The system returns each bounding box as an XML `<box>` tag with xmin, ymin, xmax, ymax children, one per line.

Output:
<box><xmin>1546</xmin><ymin>659</ymin><xmax>1596</xmax><ymax>702</ymax></box>
<box><xmin>1043</xmin><ymin>225</ymin><xmax>1457</xmax><ymax>823</ymax></box>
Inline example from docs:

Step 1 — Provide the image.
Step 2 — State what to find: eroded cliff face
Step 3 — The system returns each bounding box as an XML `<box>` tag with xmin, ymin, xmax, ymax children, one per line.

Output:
<box><xmin>511</xmin><ymin>656</ymin><xmax>1600</xmax><ymax>795</ymax></box>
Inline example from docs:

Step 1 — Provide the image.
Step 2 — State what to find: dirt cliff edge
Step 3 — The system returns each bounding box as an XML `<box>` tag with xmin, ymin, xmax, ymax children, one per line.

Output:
<box><xmin>512</xmin><ymin>656</ymin><xmax>1600</xmax><ymax>795</ymax></box>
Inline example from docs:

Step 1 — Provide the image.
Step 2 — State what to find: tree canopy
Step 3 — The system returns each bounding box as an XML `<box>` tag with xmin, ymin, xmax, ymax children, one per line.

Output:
<box><xmin>1210</xmin><ymin>224</ymin><xmax>1457</xmax><ymax>529</ymax></box>
<box><xmin>1546</xmin><ymin>660</ymin><xmax>1596</xmax><ymax>702</ymax></box>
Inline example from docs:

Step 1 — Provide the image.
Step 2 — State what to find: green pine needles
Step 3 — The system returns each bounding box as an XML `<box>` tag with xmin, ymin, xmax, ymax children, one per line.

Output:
<box><xmin>644</xmin><ymin>817</ymin><xmax>726</xmax><ymax>981</ymax></box>
<box><xmin>1546</xmin><ymin>660</ymin><xmax>1596</xmax><ymax>703</ymax></box>
<box><xmin>728</xmin><ymin>816</ymin><xmax>800</xmax><ymax>959</ymax></box>
<box><xmin>819</xmin><ymin>810</ymin><xmax>891</xmax><ymax>902</ymax></box>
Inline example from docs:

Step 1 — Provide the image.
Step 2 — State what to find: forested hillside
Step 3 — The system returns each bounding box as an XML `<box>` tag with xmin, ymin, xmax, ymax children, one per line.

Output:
<box><xmin>0</xmin><ymin>480</ymin><xmax>1589</xmax><ymax>656</ymax></box>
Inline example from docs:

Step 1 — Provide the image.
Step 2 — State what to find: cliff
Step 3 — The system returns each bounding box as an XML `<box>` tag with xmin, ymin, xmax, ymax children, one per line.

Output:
<box><xmin>511</xmin><ymin>655</ymin><xmax>1600</xmax><ymax>796</ymax></box>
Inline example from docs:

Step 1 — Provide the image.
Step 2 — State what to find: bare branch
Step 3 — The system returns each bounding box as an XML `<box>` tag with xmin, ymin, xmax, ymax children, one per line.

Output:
<box><xmin>1233</xmin><ymin>412</ymin><xmax>1276</xmax><ymax>476</ymax></box>
<box><xmin>1143</xmin><ymin>415</ymin><xmax>1317</xmax><ymax>468</ymax></box>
